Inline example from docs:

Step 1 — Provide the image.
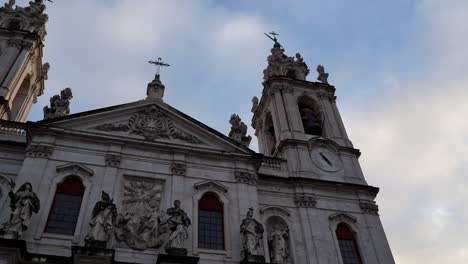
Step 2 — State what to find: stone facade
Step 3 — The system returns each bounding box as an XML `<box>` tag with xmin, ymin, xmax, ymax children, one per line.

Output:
<box><xmin>0</xmin><ymin>2</ymin><xmax>395</xmax><ymax>264</ymax></box>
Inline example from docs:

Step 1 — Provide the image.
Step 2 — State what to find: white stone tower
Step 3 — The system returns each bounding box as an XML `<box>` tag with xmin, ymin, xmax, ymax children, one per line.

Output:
<box><xmin>252</xmin><ymin>42</ymin><xmax>367</xmax><ymax>184</ymax></box>
<box><xmin>0</xmin><ymin>0</ymin><xmax>49</xmax><ymax>122</ymax></box>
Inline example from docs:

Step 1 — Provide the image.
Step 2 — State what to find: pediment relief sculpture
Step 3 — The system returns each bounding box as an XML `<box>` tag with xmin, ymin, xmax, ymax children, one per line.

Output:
<box><xmin>92</xmin><ymin>105</ymin><xmax>202</xmax><ymax>144</ymax></box>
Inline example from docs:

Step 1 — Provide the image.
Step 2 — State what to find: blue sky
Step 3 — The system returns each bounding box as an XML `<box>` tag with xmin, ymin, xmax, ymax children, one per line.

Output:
<box><xmin>19</xmin><ymin>0</ymin><xmax>468</xmax><ymax>263</ymax></box>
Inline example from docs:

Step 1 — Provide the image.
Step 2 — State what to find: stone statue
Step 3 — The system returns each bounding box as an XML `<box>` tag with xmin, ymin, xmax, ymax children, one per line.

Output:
<box><xmin>228</xmin><ymin>114</ymin><xmax>252</xmax><ymax>147</ymax></box>
<box><xmin>4</xmin><ymin>0</ymin><xmax>15</xmax><ymax>9</ymax></box>
<box><xmin>165</xmin><ymin>200</ymin><xmax>191</xmax><ymax>255</ymax></box>
<box><xmin>43</xmin><ymin>87</ymin><xmax>73</xmax><ymax>119</ymax></box>
<box><xmin>316</xmin><ymin>65</ymin><xmax>329</xmax><ymax>84</ymax></box>
<box><xmin>269</xmin><ymin>225</ymin><xmax>289</xmax><ymax>263</ymax></box>
<box><xmin>251</xmin><ymin>96</ymin><xmax>259</xmax><ymax>113</ymax></box>
<box><xmin>240</xmin><ymin>208</ymin><xmax>264</xmax><ymax>259</ymax></box>
<box><xmin>0</xmin><ymin>182</ymin><xmax>40</xmax><ymax>239</ymax></box>
<box><xmin>41</xmin><ymin>62</ymin><xmax>50</xmax><ymax>80</ymax></box>
<box><xmin>85</xmin><ymin>191</ymin><xmax>117</xmax><ymax>245</ymax></box>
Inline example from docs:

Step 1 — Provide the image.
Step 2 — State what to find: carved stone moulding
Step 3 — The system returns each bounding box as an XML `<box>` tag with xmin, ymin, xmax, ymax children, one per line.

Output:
<box><xmin>235</xmin><ymin>171</ymin><xmax>258</xmax><ymax>185</ymax></box>
<box><xmin>25</xmin><ymin>144</ymin><xmax>53</xmax><ymax>158</ymax></box>
<box><xmin>6</xmin><ymin>39</ymin><xmax>32</xmax><ymax>49</ymax></box>
<box><xmin>294</xmin><ymin>195</ymin><xmax>317</xmax><ymax>208</ymax></box>
<box><xmin>171</xmin><ymin>162</ymin><xmax>186</xmax><ymax>176</ymax></box>
<box><xmin>105</xmin><ymin>153</ymin><xmax>121</xmax><ymax>167</ymax></box>
<box><xmin>359</xmin><ymin>201</ymin><xmax>379</xmax><ymax>215</ymax></box>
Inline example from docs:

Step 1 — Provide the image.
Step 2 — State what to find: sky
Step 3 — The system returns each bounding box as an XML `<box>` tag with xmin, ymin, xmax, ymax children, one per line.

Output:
<box><xmin>18</xmin><ymin>0</ymin><xmax>468</xmax><ymax>263</ymax></box>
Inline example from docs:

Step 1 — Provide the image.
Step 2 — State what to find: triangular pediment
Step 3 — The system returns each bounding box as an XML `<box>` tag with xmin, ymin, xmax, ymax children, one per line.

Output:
<box><xmin>36</xmin><ymin>100</ymin><xmax>254</xmax><ymax>154</ymax></box>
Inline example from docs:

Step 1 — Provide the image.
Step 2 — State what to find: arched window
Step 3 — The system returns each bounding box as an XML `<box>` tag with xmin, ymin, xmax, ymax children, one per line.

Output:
<box><xmin>45</xmin><ymin>177</ymin><xmax>84</xmax><ymax>235</ymax></box>
<box><xmin>264</xmin><ymin>112</ymin><xmax>276</xmax><ymax>156</ymax></box>
<box><xmin>336</xmin><ymin>223</ymin><xmax>362</xmax><ymax>264</ymax></box>
<box><xmin>298</xmin><ymin>96</ymin><xmax>323</xmax><ymax>136</ymax></box>
<box><xmin>198</xmin><ymin>192</ymin><xmax>224</xmax><ymax>250</ymax></box>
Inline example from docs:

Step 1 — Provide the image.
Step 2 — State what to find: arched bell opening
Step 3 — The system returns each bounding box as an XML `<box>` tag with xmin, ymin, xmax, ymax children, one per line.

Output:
<box><xmin>297</xmin><ymin>96</ymin><xmax>323</xmax><ymax>136</ymax></box>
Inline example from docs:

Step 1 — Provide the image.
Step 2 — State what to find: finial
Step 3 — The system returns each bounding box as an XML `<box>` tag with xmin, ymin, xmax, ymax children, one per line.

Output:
<box><xmin>316</xmin><ymin>65</ymin><xmax>329</xmax><ymax>84</ymax></box>
<box><xmin>148</xmin><ymin>57</ymin><xmax>170</xmax><ymax>80</ymax></box>
<box><xmin>264</xmin><ymin>31</ymin><xmax>281</xmax><ymax>48</ymax></box>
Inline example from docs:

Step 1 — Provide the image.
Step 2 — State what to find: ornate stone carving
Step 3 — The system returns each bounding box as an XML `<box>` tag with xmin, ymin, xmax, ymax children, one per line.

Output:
<box><xmin>235</xmin><ymin>171</ymin><xmax>257</xmax><ymax>185</ymax></box>
<box><xmin>171</xmin><ymin>162</ymin><xmax>186</xmax><ymax>176</ymax></box>
<box><xmin>85</xmin><ymin>191</ymin><xmax>117</xmax><ymax>246</ymax></box>
<box><xmin>251</xmin><ymin>96</ymin><xmax>259</xmax><ymax>113</ymax></box>
<box><xmin>165</xmin><ymin>200</ymin><xmax>191</xmax><ymax>255</ymax></box>
<box><xmin>0</xmin><ymin>182</ymin><xmax>40</xmax><ymax>239</ymax></box>
<box><xmin>26</xmin><ymin>144</ymin><xmax>53</xmax><ymax>158</ymax></box>
<box><xmin>269</xmin><ymin>83</ymin><xmax>293</xmax><ymax>96</ymax></box>
<box><xmin>0</xmin><ymin>0</ymin><xmax>49</xmax><ymax>40</ymax></box>
<box><xmin>105</xmin><ymin>154</ymin><xmax>121</xmax><ymax>167</ymax></box>
<box><xmin>263</xmin><ymin>45</ymin><xmax>309</xmax><ymax>83</ymax></box>
<box><xmin>294</xmin><ymin>195</ymin><xmax>317</xmax><ymax>208</ymax></box>
<box><xmin>360</xmin><ymin>201</ymin><xmax>379</xmax><ymax>215</ymax></box>
<box><xmin>228</xmin><ymin>114</ymin><xmax>252</xmax><ymax>147</ymax></box>
<box><xmin>43</xmin><ymin>87</ymin><xmax>73</xmax><ymax>119</ymax></box>
<box><xmin>41</xmin><ymin>62</ymin><xmax>50</xmax><ymax>80</ymax></box>
<box><xmin>114</xmin><ymin>177</ymin><xmax>164</xmax><ymax>250</ymax></box>
<box><xmin>6</xmin><ymin>39</ymin><xmax>27</xmax><ymax>49</ymax></box>
<box><xmin>316</xmin><ymin>91</ymin><xmax>336</xmax><ymax>102</ymax></box>
<box><xmin>240</xmin><ymin>208</ymin><xmax>265</xmax><ymax>261</ymax></box>
<box><xmin>268</xmin><ymin>225</ymin><xmax>290</xmax><ymax>264</ymax></box>
<box><xmin>316</xmin><ymin>65</ymin><xmax>329</xmax><ymax>84</ymax></box>
<box><xmin>93</xmin><ymin>105</ymin><xmax>202</xmax><ymax>144</ymax></box>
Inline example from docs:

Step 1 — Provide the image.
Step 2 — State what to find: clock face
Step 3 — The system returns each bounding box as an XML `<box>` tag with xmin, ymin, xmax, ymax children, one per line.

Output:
<box><xmin>311</xmin><ymin>146</ymin><xmax>342</xmax><ymax>172</ymax></box>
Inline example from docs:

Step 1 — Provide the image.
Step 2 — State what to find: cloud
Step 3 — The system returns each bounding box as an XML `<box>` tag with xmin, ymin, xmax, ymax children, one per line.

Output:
<box><xmin>343</xmin><ymin>1</ymin><xmax>468</xmax><ymax>263</ymax></box>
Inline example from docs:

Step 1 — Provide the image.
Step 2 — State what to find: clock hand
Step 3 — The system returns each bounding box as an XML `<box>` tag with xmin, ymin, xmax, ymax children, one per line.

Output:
<box><xmin>319</xmin><ymin>152</ymin><xmax>333</xmax><ymax>166</ymax></box>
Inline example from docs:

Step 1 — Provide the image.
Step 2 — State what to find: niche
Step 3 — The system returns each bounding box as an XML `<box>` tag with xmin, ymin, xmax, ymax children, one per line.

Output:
<box><xmin>266</xmin><ymin>216</ymin><xmax>292</xmax><ymax>264</ymax></box>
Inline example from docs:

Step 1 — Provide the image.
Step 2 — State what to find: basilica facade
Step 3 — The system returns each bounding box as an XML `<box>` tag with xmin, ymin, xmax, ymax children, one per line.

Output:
<box><xmin>0</xmin><ymin>1</ymin><xmax>395</xmax><ymax>264</ymax></box>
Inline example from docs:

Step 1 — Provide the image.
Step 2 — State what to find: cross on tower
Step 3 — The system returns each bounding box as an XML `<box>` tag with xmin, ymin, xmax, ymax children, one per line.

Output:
<box><xmin>264</xmin><ymin>31</ymin><xmax>281</xmax><ymax>47</ymax></box>
<box><xmin>148</xmin><ymin>57</ymin><xmax>170</xmax><ymax>79</ymax></box>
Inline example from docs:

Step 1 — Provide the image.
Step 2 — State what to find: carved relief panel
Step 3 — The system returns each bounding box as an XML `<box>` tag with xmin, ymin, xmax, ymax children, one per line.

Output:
<box><xmin>114</xmin><ymin>176</ymin><xmax>165</xmax><ymax>250</ymax></box>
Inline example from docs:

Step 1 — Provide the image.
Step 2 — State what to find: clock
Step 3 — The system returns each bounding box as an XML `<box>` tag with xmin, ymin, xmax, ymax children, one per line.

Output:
<box><xmin>311</xmin><ymin>145</ymin><xmax>342</xmax><ymax>172</ymax></box>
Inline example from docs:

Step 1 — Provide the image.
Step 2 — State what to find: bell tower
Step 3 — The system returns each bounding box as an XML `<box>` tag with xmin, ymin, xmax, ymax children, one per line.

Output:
<box><xmin>0</xmin><ymin>0</ymin><xmax>49</xmax><ymax>122</ymax></box>
<box><xmin>252</xmin><ymin>40</ymin><xmax>365</xmax><ymax>184</ymax></box>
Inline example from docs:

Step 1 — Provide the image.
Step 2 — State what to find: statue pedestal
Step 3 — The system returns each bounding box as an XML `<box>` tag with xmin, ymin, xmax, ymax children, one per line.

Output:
<box><xmin>72</xmin><ymin>245</ymin><xmax>114</xmax><ymax>264</ymax></box>
<box><xmin>0</xmin><ymin>230</ymin><xmax>19</xmax><ymax>240</ymax></box>
<box><xmin>156</xmin><ymin>254</ymin><xmax>199</xmax><ymax>264</ymax></box>
<box><xmin>241</xmin><ymin>255</ymin><xmax>266</xmax><ymax>264</ymax></box>
<box><xmin>165</xmin><ymin>247</ymin><xmax>188</xmax><ymax>256</ymax></box>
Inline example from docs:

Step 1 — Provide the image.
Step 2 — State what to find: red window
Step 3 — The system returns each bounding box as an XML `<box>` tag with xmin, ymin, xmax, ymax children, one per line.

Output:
<box><xmin>45</xmin><ymin>177</ymin><xmax>84</xmax><ymax>235</ymax></box>
<box><xmin>336</xmin><ymin>223</ymin><xmax>362</xmax><ymax>264</ymax></box>
<box><xmin>198</xmin><ymin>193</ymin><xmax>224</xmax><ymax>250</ymax></box>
